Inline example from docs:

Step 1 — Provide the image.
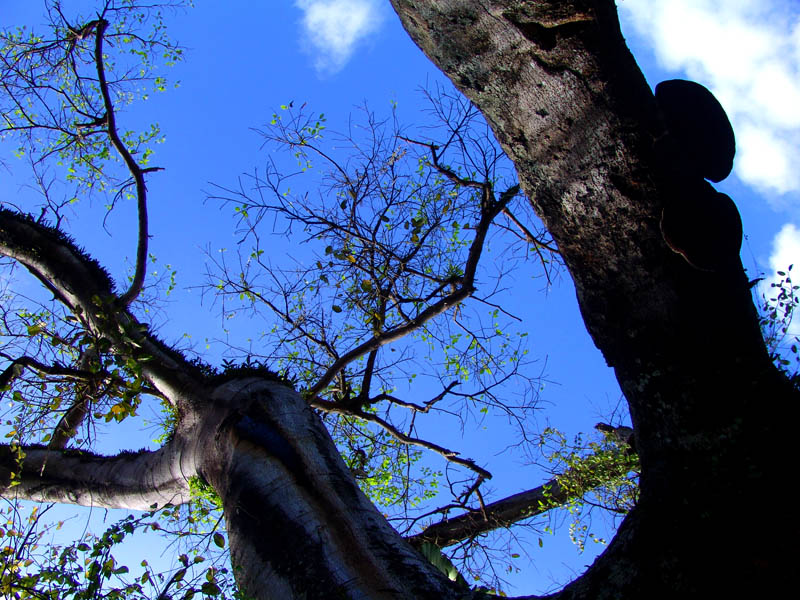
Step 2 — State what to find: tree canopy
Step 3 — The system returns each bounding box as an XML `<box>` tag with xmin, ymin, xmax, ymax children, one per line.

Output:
<box><xmin>0</xmin><ymin>1</ymin><xmax>797</xmax><ymax>598</ymax></box>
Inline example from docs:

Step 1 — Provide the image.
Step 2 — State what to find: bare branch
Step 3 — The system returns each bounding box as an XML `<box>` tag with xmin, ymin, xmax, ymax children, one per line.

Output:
<box><xmin>306</xmin><ymin>182</ymin><xmax>515</xmax><ymax>399</ymax></box>
<box><xmin>501</xmin><ymin>206</ymin><xmax>558</xmax><ymax>254</ymax></box>
<box><xmin>317</xmin><ymin>403</ymin><xmax>492</xmax><ymax>479</ymax></box>
<box><xmin>0</xmin><ymin>439</ymin><xmax>193</xmax><ymax>510</ymax></box>
<box><xmin>92</xmin><ymin>19</ymin><xmax>151</xmax><ymax>307</ymax></box>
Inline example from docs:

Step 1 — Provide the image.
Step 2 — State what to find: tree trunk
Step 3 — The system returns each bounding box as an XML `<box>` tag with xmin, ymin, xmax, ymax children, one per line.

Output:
<box><xmin>0</xmin><ymin>209</ymin><xmax>460</xmax><ymax>599</ymax></box>
<box><xmin>390</xmin><ymin>0</ymin><xmax>799</xmax><ymax>596</ymax></box>
<box><xmin>198</xmin><ymin>379</ymin><xmax>460</xmax><ymax>600</ymax></box>
<box><xmin>4</xmin><ymin>2</ymin><xmax>798</xmax><ymax>597</ymax></box>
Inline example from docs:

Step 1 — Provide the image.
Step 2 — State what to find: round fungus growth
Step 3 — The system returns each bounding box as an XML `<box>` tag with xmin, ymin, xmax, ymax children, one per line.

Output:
<box><xmin>660</xmin><ymin>179</ymin><xmax>743</xmax><ymax>272</ymax></box>
<box><xmin>655</xmin><ymin>79</ymin><xmax>736</xmax><ymax>183</ymax></box>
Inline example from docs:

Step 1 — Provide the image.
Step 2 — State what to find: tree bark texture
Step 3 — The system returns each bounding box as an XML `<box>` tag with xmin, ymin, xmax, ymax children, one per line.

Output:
<box><xmin>0</xmin><ymin>211</ymin><xmax>458</xmax><ymax>599</ymax></box>
<box><xmin>200</xmin><ymin>379</ymin><xmax>459</xmax><ymax>600</ymax></box>
<box><xmin>3</xmin><ymin>2</ymin><xmax>799</xmax><ymax>597</ymax></box>
<box><xmin>390</xmin><ymin>0</ymin><xmax>798</xmax><ymax>597</ymax></box>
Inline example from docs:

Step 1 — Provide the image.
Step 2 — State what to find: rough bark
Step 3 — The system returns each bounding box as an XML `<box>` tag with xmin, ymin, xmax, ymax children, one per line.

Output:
<box><xmin>0</xmin><ymin>208</ymin><xmax>475</xmax><ymax>599</ymax></box>
<box><xmin>3</xmin><ymin>1</ymin><xmax>797</xmax><ymax>597</ymax></box>
<box><xmin>0</xmin><ymin>442</ymin><xmax>192</xmax><ymax>510</ymax></box>
<box><xmin>390</xmin><ymin>0</ymin><xmax>798</xmax><ymax>596</ymax></box>
<box><xmin>201</xmin><ymin>378</ymin><xmax>459</xmax><ymax>600</ymax></box>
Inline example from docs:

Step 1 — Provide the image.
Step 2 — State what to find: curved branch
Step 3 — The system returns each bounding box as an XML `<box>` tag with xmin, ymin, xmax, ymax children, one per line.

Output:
<box><xmin>0</xmin><ymin>209</ymin><xmax>201</xmax><ymax>402</ymax></box>
<box><xmin>0</xmin><ymin>209</ymin><xmax>113</xmax><ymax>314</ymax></box>
<box><xmin>0</xmin><ymin>438</ymin><xmax>194</xmax><ymax>510</ymax></box>
<box><xmin>93</xmin><ymin>19</ymin><xmax>150</xmax><ymax>307</ymax></box>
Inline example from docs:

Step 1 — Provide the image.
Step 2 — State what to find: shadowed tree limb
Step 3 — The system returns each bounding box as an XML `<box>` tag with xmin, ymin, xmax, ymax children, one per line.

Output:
<box><xmin>408</xmin><ymin>447</ymin><xmax>636</xmax><ymax>548</ymax></box>
<box><xmin>0</xmin><ymin>355</ymin><xmax>94</xmax><ymax>389</ymax></box>
<box><xmin>91</xmin><ymin>18</ymin><xmax>152</xmax><ymax>307</ymax></box>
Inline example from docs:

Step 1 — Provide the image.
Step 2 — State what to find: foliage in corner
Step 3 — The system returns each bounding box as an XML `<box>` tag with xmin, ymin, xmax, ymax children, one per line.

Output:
<box><xmin>0</xmin><ymin>503</ymin><xmax>247</xmax><ymax>599</ymax></box>
<box><xmin>539</xmin><ymin>426</ymin><xmax>639</xmax><ymax>552</ymax></box>
<box><xmin>759</xmin><ymin>265</ymin><xmax>800</xmax><ymax>386</ymax></box>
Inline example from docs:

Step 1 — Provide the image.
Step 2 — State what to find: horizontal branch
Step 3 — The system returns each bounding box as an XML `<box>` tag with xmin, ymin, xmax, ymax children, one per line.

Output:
<box><xmin>408</xmin><ymin>449</ymin><xmax>636</xmax><ymax>548</ymax></box>
<box><xmin>0</xmin><ymin>355</ymin><xmax>93</xmax><ymax>390</ymax></box>
<box><xmin>0</xmin><ymin>437</ymin><xmax>194</xmax><ymax>510</ymax></box>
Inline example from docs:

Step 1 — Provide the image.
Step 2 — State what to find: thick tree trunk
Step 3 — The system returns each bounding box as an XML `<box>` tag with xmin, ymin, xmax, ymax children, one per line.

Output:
<box><xmin>0</xmin><ymin>207</ymin><xmax>458</xmax><ymax>599</ymax></box>
<box><xmin>4</xmin><ymin>2</ymin><xmax>798</xmax><ymax>596</ymax></box>
<box><xmin>199</xmin><ymin>379</ymin><xmax>459</xmax><ymax>600</ymax></box>
<box><xmin>390</xmin><ymin>0</ymin><xmax>799</xmax><ymax>596</ymax></box>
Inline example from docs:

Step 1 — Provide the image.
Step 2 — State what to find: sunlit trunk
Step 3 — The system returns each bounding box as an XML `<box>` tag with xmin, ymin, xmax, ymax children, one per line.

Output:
<box><xmin>199</xmin><ymin>379</ymin><xmax>458</xmax><ymax>600</ymax></box>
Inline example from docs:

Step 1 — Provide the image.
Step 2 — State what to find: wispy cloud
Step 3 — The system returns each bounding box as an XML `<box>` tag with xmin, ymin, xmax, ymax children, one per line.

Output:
<box><xmin>295</xmin><ymin>0</ymin><xmax>383</xmax><ymax>74</ymax></box>
<box><xmin>766</xmin><ymin>223</ymin><xmax>800</xmax><ymax>277</ymax></box>
<box><xmin>619</xmin><ymin>0</ymin><xmax>800</xmax><ymax>196</ymax></box>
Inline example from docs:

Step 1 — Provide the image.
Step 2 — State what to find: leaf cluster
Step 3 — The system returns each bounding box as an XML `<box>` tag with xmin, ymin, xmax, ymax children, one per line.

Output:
<box><xmin>0</xmin><ymin>0</ymin><xmax>186</xmax><ymax>199</ymax></box>
<box><xmin>0</xmin><ymin>503</ymin><xmax>246</xmax><ymax>599</ymax></box>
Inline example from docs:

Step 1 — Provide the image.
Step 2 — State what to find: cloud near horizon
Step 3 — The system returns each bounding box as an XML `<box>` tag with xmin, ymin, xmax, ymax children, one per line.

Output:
<box><xmin>619</xmin><ymin>0</ymin><xmax>800</xmax><ymax>197</ymax></box>
<box><xmin>295</xmin><ymin>0</ymin><xmax>383</xmax><ymax>74</ymax></box>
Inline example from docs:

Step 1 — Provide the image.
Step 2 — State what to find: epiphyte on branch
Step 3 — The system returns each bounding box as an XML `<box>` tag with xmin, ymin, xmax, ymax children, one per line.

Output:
<box><xmin>655</xmin><ymin>79</ymin><xmax>736</xmax><ymax>183</ymax></box>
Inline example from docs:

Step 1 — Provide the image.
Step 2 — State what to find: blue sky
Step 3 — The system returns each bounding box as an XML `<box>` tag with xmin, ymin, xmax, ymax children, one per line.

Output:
<box><xmin>1</xmin><ymin>0</ymin><xmax>799</xmax><ymax>595</ymax></box>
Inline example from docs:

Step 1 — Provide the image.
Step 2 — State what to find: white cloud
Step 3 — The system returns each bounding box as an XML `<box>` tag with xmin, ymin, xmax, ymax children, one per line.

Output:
<box><xmin>619</xmin><ymin>0</ymin><xmax>800</xmax><ymax>196</ymax></box>
<box><xmin>736</xmin><ymin>124</ymin><xmax>798</xmax><ymax>194</ymax></box>
<box><xmin>295</xmin><ymin>0</ymin><xmax>383</xmax><ymax>74</ymax></box>
<box><xmin>767</xmin><ymin>223</ymin><xmax>800</xmax><ymax>275</ymax></box>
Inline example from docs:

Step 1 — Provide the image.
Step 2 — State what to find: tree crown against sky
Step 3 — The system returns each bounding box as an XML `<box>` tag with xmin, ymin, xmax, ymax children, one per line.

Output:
<box><xmin>0</xmin><ymin>0</ymin><xmax>799</xmax><ymax>598</ymax></box>
<box><xmin>0</xmin><ymin>1</ymin><xmax>633</xmax><ymax>596</ymax></box>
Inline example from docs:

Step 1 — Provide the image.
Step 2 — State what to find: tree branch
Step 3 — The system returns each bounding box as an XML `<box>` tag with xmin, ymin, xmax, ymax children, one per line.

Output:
<box><xmin>0</xmin><ymin>439</ymin><xmax>193</xmax><ymax>510</ymax></box>
<box><xmin>306</xmin><ymin>183</ymin><xmax>515</xmax><ymax>399</ymax></box>
<box><xmin>317</xmin><ymin>403</ymin><xmax>492</xmax><ymax>479</ymax></box>
<box><xmin>0</xmin><ymin>355</ymin><xmax>93</xmax><ymax>390</ymax></box>
<box><xmin>92</xmin><ymin>18</ymin><xmax>151</xmax><ymax>307</ymax></box>
<box><xmin>408</xmin><ymin>449</ymin><xmax>636</xmax><ymax>548</ymax></box>
<box><xmin>0</xmin><ymin>209</ymin><xmax>201</xmax><ymax>402</ymax></box>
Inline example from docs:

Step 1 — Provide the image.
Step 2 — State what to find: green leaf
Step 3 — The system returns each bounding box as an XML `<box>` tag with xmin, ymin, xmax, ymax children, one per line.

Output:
<box><xmin>26</xmin><ymin>323</ymin><xmax>46</xmax><ymax>336</ymax></box>
<box><xmin>419</xmin><ymin>542</ymin><xmax>467</xmax><ymax>586</ymax></box>
<box><xmin>201</xmin><ymin>581</ymin><xmax>221</xmax><ymax>595</ymax></box>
